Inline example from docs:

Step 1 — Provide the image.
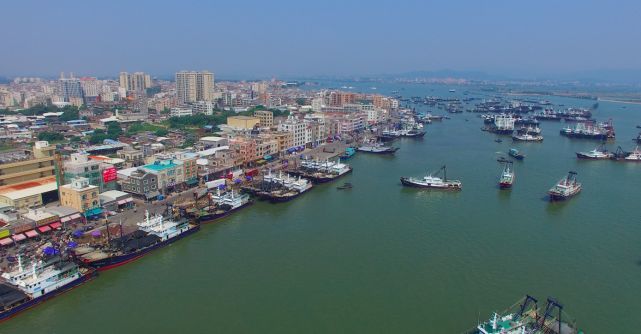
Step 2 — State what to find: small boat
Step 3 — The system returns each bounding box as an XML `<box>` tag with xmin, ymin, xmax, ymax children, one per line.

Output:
<box><xmin>576</xmin><ymin>145</ymin><xmax>613</xmax><ymax>160</ymax></box>
<box><xmin>498</xmin><ymin>162</ymin><xmax>514</xmax><ymax>189</ymax></box>
<box><xmin>497</xmin><ymin>156</ymin><xmax>510</xmax><ymax>163</ymax></box>
<box><xmin>548</xmin><ymin>171</ymin><xmax>582</xmax><ymax>201</ymax></box>
<box><xmin>624</xmin><ymin>146</ymin><xmax>641</xmax><ymax>162</ymax></box>
<box><xmin>508</xmin><ymin>148</ymin><xmax>525</xmax><ymax>160</ymax></box>
<box><xmin>494</xmin><ymin>139</ymin><xmax>503</xmax><ymax>143</ymax></box>
<box><xmin>400</xmin><ymin>165</ymin><xmax>462</xmax><ymax>190</ymax></box>
<box><xmin>336</xmin><ymin>182</ymin><xmax>353</xmax><ymax>190</ymax></box>
<box><xmin>339</xmin><ymin>147</ymin><xmax>356</xmax><ymax>160</ymax></box>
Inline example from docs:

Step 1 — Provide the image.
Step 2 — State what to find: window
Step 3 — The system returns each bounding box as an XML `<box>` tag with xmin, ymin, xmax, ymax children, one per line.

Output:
<box><xmin>81</xmin><ymin>194</ymin><xmax>87</xmax><ymax>200</ymax></box>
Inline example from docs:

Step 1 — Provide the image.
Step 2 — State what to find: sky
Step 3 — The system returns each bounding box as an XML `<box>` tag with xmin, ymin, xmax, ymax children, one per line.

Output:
<box><xmin>2</xmin><ymin>0</ymin><xmax>641</xmax><ymax>80</ymax></box>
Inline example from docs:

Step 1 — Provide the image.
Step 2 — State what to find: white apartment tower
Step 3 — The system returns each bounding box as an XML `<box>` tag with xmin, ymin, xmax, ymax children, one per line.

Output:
<box><xmin>175</xmin><ymin>71</ymin><xmax>214</xmax><ymax>104</ymax></box>
<box><xmin>119</xmin><ymin>72</ymin><xmax>151</xmax><ymax>92</ymax></box>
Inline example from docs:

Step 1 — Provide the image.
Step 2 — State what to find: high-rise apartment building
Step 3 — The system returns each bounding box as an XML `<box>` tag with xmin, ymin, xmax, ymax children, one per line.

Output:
<box><xmin>175</xmin><ymin>71</ymin><xmax>214</xmax><ymax>104</ymax></box>
<box><xmin>119</xmin><ymin>72</ymin><xmax>152</xmax><ymax>92</ymax></box>
<box><xmin>58</xmin><ymin>73</ymin><xmax>84</xmax><ymax>103</ymax></box>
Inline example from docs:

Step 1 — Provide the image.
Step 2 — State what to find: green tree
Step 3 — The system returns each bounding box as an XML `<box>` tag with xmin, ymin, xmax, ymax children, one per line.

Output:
<box><xmin>88</xmin><ymin>129</ymin><xmax>109</xmax><ymax>144</ymax></box>
<box><xmin>106</xmin><ymin>122</ymin><xmax>123</xmax><ymax>138</ymax></box>
<box><xmin>37</xmin><ymin>132</ymin><xmax>65</xmax><ymax>142</ymax></box>
<box><xmin>155</xmin><ymin>128</ymin><xmax>169</xmax><ymax>136</ymax></box>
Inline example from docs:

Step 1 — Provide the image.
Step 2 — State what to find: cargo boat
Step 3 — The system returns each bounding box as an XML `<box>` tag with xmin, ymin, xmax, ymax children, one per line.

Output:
<box><xmin>548</xmin><ymin>171</ymin><xmax>581</xmax><ymax>201</ymax></box>
<box><xmin>508</xmin><ymin>148</ymin><xmax>525</xmax><ymax>160</ymax></box>
<box><xmin>400</xmin><ymin>165</ymin><xmax>462</xmax><ymax>190</ymax></box>
<box><xmin>0</xmin><ymin>255</ymin><xmax>97</xmax><ymax>321</ymax></box>
<box><xmin>498</xmin><ymin>161</ymin><xmax>514</xmax><ymax>189</ymax></box>
<box><xmin>196</xmin><ymin>189</ymin><xmax>252</xmax><ymax>223</ymax></box>
<box><xmin>79</xmin><ymin>211</ymin><xmax>200</xmax><ymax>270</ymax></box>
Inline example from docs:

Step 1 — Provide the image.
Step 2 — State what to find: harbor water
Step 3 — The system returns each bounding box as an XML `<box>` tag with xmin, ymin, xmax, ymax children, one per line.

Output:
<box><xmin>3</xmin><ymin>83</ymin><xmax>641</xmax><ymax>333</ymax></box>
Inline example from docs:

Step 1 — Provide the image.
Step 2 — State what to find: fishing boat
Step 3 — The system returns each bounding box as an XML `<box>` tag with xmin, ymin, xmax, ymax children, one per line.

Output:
<box><xmin>576</xmin><ymin>145</ymin><xmax>613</xmax><ymax>160</ymax></box>
<box><xmin>357</xmin><ymin>142</ymin><xmax>399</xmax><ymax>154</ymax></box>
<box><xmin>560</xmin><ymin>120</ymin><xmax>615</xmax><ymax>140</ymax></box>
<box><xmin>498</xmin><ymin>162</ymin><xmax>514</xmax><ymax>189</ymax></box>
<box><xmin>508</xmin><ymin>148</ymin><xmax>525</xmax><ymax>160</ymax></box>
<box><xmin>0</xmin><ymin>255</ymin><xmax>97</xmax><ymax>321</ymax></box>
<box><xmin>196</xmin><ymin>189</ymin><xmax>252</xmax><ymax>223</ymax></box>
<box><xmin>469</xmin><ymin>295</ymin><xmax>583</xmax><ymax>334</ymax></box>
<box><xmin>624</xmin><ymin>146</ymin><xmax>641</xmax><ymax>162</ymax></box>
<box><xmin>258</xmin><ymin>172</ymin><xmax>313</xmax><ymax>202</ymax></box>
<box><xmin>401</xmin><ymin>128</ymin><xmax>426</xmax><ymax>138</ymax></box>
<box><xmin>635</xmin><ymin>132</ymin><xmax>641</xmax><ymax>144</ymax></box>
<box><xmin>400</xmin><ymin>165</ymin><xmax>462</xmax><ymax>190</ymax></box>
<box><xmin>336</xmin><ymin>182</ymin><xmax>353</xmax><ymax>190</ymax></box>
<box><xmin>548</xmin><ymin>171</ymin><xmax>582</xmax><ymax>201</ymax></box>
<box><xmin>79</xmin><ymin>211</ymin><xmax>200</xmax><ymax>270</ymax></box>
<box><xmin>512</xmin><ymin>133</ymin><xmax>543</xmax><ymax>142</ymax></box>
<box><xmin>494</xmin><ymin>139</ymin><xmax>503</xmax><ymax>143</ymax></box>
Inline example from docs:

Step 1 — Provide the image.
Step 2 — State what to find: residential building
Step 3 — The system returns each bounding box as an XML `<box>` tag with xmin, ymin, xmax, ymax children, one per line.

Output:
<box><xmin>278</xmin><ymin>115</ymin><xmax>306</xmax><ymax>148</ymax></box>
<box><xmin>119</xmin><ymin>72</ymin><xmax>152</xmax><ymax>92</ymax></box>
<box><xmin>254</xmin><ymin>110</ymin><xmax>274</xmax><ymax>127</ymax></box>
<box><xmin>59</xmin><ymin>177</ymin><xmax>100</xmax><ymax>217</ymax></box>
<box><xmin>62</xmin><ymin>153</ymin><xmax>117</xmax><ymax>192</ymax></box>
<box><xmin>175</xmin><ymin>71</ymin><xmax>214</xmax><ymax>104</ymax></box>
<box><xmin>193</xmin><ymin>101</ymin><xmax>215</xmax><ymax>115</ymax></box>
<box><xmin>58</xmin><ymin>73</ymin><xmax>84</xmax><ymax>103</ymax></box>
<box><xmin>140</xmin><ymin>159</ymin><xmax>182</xmax><ymax>194</ymax></box>
<box><xmin>0</xmin><ymin>141</ymin><xmax>55</xmax><ymax>186</ymax></box>
<box><xmin>120</xmin><ymin>169</ymin><xmax>159</xmax><ymax>200</ymax></box>
<box><xmin>170</xmin><ymin>106</ymin><xmax>193</xmax><ymax>117</ymax></box>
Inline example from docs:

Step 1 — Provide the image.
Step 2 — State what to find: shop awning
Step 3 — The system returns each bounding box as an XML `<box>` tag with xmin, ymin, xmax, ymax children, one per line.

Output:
<box><xmin>12</xmin><ymin>234</ymin><xmax>26</xmax><ymax>242</ymax></box>
<box><xmin>117</xmin><ymin>199</ymin><xmax>127</xmax><ymax>205</ymax></box>
<box><xmin>60</xmin><ymin>216</ymin><xmax>71</xmax><ymax>223</ymax></box>
<box><xmin>0</xmin><ymin>238</ymin><xmax>13</xmax><ymax>246</ymax></box>
<box><xmin>50</xmin><ymin>222</ymin><xmax>62</xmax><ymax>229</ymax></box>
<box><xmin>38</xmin><ymin>225</ymin><xmax>52</xmax><ymax>233</ymax></box>
<box><xmin>85</xmin><ymin>208</ymin><xmax>103</xmax><ymax>217</ymax></box>
<box><xmin>25</xmin><ymin>230</ymin><xmax>39</xmax><ymax>238</ymax></box>
<box><xmin>71</xmin><ymin>213</ymin><xmax>82</xmax><ymax>220</ymax></box>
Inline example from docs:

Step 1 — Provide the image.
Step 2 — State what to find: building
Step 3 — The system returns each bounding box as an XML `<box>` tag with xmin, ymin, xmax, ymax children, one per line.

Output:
<box><xmin>59</xmin><ymin>177</ymin><xmax>101</xmax><ymax>217</ymax></box>
<box><xmin>62</xmin><ymin>153</ymin><xmax>117</xmax><ymax>192</ymax></box>
<box><xmin>254</xmin><ymin>110</ymin><xmax>274</xmax><ymax>127</ymax></box>
<box><xmin>140</xmin><ymin>159</ymin><xmax>182</xmax><ymax>195</ymax></box>
<box><xmin>270</xmin><ymin>132</ymin><xmax>294</xmax><ymax>152</ymax></box>
<box><xmin>175</xmin><ymin>71</ymin><xmax>214</xmax><ymax>104</ymax></box>
<box><xmin>193</xmin><ymin>101</ymin><xmax>215</xmax><ymax>115</ymax></box>
<box><xmin>170</xmin><ymin>107</ymin><xmax>193</xmax><ymax>117</ymax></box>
<box><xmin>58</xmin><ymin>73</ymin><xmax>84</xmax><ymax>103</ymax></box>
<box><xmin>278</xmin><ymin>115</ymin><xmax>306</xmax><ymax>148</ymax></box>
<box><xmin>120</xmin><ymin>168</ymin><xmax>159</xmax><ymax>200</ymax></box>
<box><xmin>0</xmin><ymin>141</ymin><xmax>55</xmax><ymax>186</ymax></box>
<box><xmin>118</xmin><ymin>148</ymin><xmax>145</xmax><ymax>167</ymax></box>
<box><xmin>99</xmin><ymin>190</ymin><xmax>133</xmax><ymax>212</ymax></box>
<box><xmin>0</xmin><ymin>176</ymin><xmax>58</xmax><ymax>210</ymax></box>
<box><xmin>227</xmin><ymin>116</ymin><xmax>260</xmax><ymax>130</ymax></box>
<box><xmin>119</xmin><ymin>72</ymin><xmax>152</xmax><ymax>92</ymax></box>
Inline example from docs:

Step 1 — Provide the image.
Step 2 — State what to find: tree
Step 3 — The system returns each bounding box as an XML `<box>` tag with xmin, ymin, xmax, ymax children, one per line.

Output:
<box><xmin>59</xmin><ymin>107</ymin><xmax>80</xmax><ymax>121</ymax></box>
<box><xmin>37</xmin><ymin>132</ymin><xmax>64</xmax><ymax>142</ymax></box>
<box><xmin>88</xmin><ymin>129</ymin><xmax>109</xmax><ymax>144</ymax></box>
<box><xmin>106</xmin><ymin>122</ymin><xmax>123</xmax><ymax>138</ymax></box>
<box><xmin>155</xmin><ymin>128</ymin><xmax>169</xmax><ymax>137</ymax></box>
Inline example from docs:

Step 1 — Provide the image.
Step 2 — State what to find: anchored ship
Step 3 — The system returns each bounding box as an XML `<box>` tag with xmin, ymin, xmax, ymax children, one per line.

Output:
<box><xmin>400</xmin><ymin>165</ymin><xmax>462</xmax><ymax>190</ymax></box>
<box><xmin>498</xmin><ymin>161</ymin><xmax>514</xmax><ymax>189</ymax></box>
<box><xmin>548</xmin><ymin>171</ymin><xmax>582</xmax><ymax>201</ymax></box>
<box><xmin>358</xmin><ymin>142</ymin><xmax>399</xmax><ymax>154</ymax></box>
<box><xmin>197</xmin><ymin>189</ymin><xmax>252</xmax><ymax>223</ymax></box>
<box><xmin>508</xmin><ymin>148</ymin><xmax>525</xmax><ymax>160</ymax></box>
<box><xmin>560</xmin><ymin>120</ymin><xmax>615</xmax><ymax>140</ymax></box>
<box><xmin>576</xmin><ymin>145</ymin><xmax>612</xmax><ymax>160</ymax></box>
<box><xmin>0</xmin><ymin>255</ymin><xmax>97</xmax><ymax>321</ymax></box>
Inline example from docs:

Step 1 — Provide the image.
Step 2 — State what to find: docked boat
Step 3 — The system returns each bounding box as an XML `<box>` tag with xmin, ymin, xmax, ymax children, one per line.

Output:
<box><xmin>295</xmin><ymin>160</ymin><xmax>352</xmax><ymax>183</ymax></box>
<box><xmin>196</xmin><ymin>189</ymin><xmax>252</xmax><ymax>223</ymax></box>
<box><xmin>508</xmin><ymin>148</ymin><xmax>525</xmax><ymax>160</ymax></box>
<box><xmin>339</xmin><ymin>147</ymin><xmax>356</xmax><ymax>160</ymax></box>
<box><xmin>498</xmin><ymin>162</ymin><xmax>514</xmax><ymax>189</ymax></box>
<box><xmin>560</xmin><ymin>120</ymin><xmax>615</xmax><ymax>140</ymax></box>
<box><xmin>357</xmin><ymin>142</ymin><xmax>399</xmax><ymax>154</ymax></box>
<box><xmin>576</xmin><ymin>145</ymin><xmax>613</xmax><ymax>160</ymax></box>
<box><xmin>0</xmin><ymin>255</ymin><xmax>97</xmax><ymax>321</ymax></box>
<box><xmin>512</xmin><ymin>133</ymin><xmax>543</xmax><ymax>142</ymax></box>
<box><xmin>401</xmin><ymin>128</ymin><xmax>426</xmax><ymax>138</ymax></box>
<box><xmin>80</xmin><ymin>211</ymin><xmax>200</xmax><ymax>270</ymax></box>
<box><xmin>548</xmin><ymin>171</ymin><xmax>581</xmax><ymax>201</ymax></box>
<box><xmin>400</xmin><ymin>165</ymin><xmax>462</xmax><ymax>190</ymax></box>
<box><xmin>624</xmin><ymin>146</ymin><xmax>641</xmax><ymax>162</ymax></box>
<box><xmin>258</xmin><ymin>171</ymin><xmax>313</xmax><ymax>202</ymax></box>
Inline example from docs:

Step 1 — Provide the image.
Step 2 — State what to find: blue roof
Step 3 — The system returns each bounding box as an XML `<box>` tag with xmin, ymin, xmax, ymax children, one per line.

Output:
<box><xmin>143</xmin><ymin>161</ymin><xmax>178</xmax><ymax>171</ymax></box>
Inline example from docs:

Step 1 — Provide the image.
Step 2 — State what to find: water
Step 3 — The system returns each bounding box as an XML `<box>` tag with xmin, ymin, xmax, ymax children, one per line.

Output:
<box><xmin>3</xmin><ymin>83</ymin><xmax>641</xmax><ymax>333</ymax></box>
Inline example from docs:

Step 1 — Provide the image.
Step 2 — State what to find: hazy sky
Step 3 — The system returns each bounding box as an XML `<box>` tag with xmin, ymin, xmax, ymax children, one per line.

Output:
<box><xmin>2</xmin><ymin>0</ymin><xmax>641</xmax><ymax>78</ymax></box>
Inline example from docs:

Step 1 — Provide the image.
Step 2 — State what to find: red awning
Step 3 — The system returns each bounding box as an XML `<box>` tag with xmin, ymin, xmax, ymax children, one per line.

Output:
<box><xmin>38</xmin><ymin>225</ymin><xmax>52</xmax><ymax>233</ymax></box>
<box><xmin>49</xmin><ymin>222</ymin><xmax>62</xmax><ymax>229</ymax></box>
<box><xmin>11</xmin><ymin>234</ymin><xmax>26</xmax><ymax>242</ymax></box>
<box><xmin>0</xmin><ymin>238</ymin><xmax>13</xmax><ymax>246</ymax></box>
<box><xmin>25</xmin><ymin>230</ymin><xmax>39</xmax><ymax>238</ymax></box>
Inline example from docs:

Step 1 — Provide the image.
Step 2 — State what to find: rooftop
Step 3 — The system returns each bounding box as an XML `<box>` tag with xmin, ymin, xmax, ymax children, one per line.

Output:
<box><xmin>0</xmin><ymin>176</ymin><xmax>57</xmax><ymax>196</ymax></box>
<box><xmin>142</xmin><ymin>160</ymin><xmax>178</xmax><ymax>171</ymax></box>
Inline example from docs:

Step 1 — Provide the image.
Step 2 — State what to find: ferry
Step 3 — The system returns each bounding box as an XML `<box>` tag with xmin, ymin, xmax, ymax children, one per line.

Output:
<box><xmin>400</xmin><ymin>165</ymin><xmax>462</xmax><ymax>190</ymax></box>
<box><xmin>80</xmin><ymin>211</ymin><xmax>200</xmax><ymax>270</ymax></box>
<box><xmin>576</xmin><ymin>145</ymin><xmax>613</xmax><ymax>160</ymax></box>
<box><xmin>357</xmin><ymin>142</ymin><xmax>399</xmax><ymax>154</ymax></box>
<box><xmin>498</xmin><ymin>162</ymin><xmax>514</xmax><ymax>189</ymax></box>
<box><xmin>508</xmin><ymin>148</ymin><xmax>525</xmax><ymax>160</ymax></box>
<box><xmin>548</xmin><ymin>171</ymin><xmax>581</xmax><ymax>201</ymax></box>
<box><xmin>197</xmin><ymin>189</ymin><xmax>252</xmax><ymax>223</ymax></box>
<box><xmin>0</xmin><ymin>255</ymin><xmax>97</xmax><ymax>321</ymax></box>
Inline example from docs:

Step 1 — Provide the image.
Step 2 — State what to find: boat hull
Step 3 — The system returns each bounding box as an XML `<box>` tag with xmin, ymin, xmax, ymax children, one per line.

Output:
<box><xmin>84</xmin><ymin>225</ymin><xmax>200</xmax><ymax>271</ymax></box>
<box><xmin>357</xmin><ymin>147</ymin><xmax>398</xmax><ymax>154</ymax></box>
<box><xmin>0</xmin><ymin>268</ymin><xmax>97</xmax><ymax>322</ymax></box>
<box><xmin>576</xmin><ymin>152</ymin><xmax>610</xmax><ymax>160</ymax></box>
<box><xmin>548</xmin><ymin>190</ymin><xmax>581</xmax><ymax>201</ymax></box>
<box><xmin>499</xmin><ymin>182</ymin><xmax>513</xmax><ymax>189</ymax></box>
